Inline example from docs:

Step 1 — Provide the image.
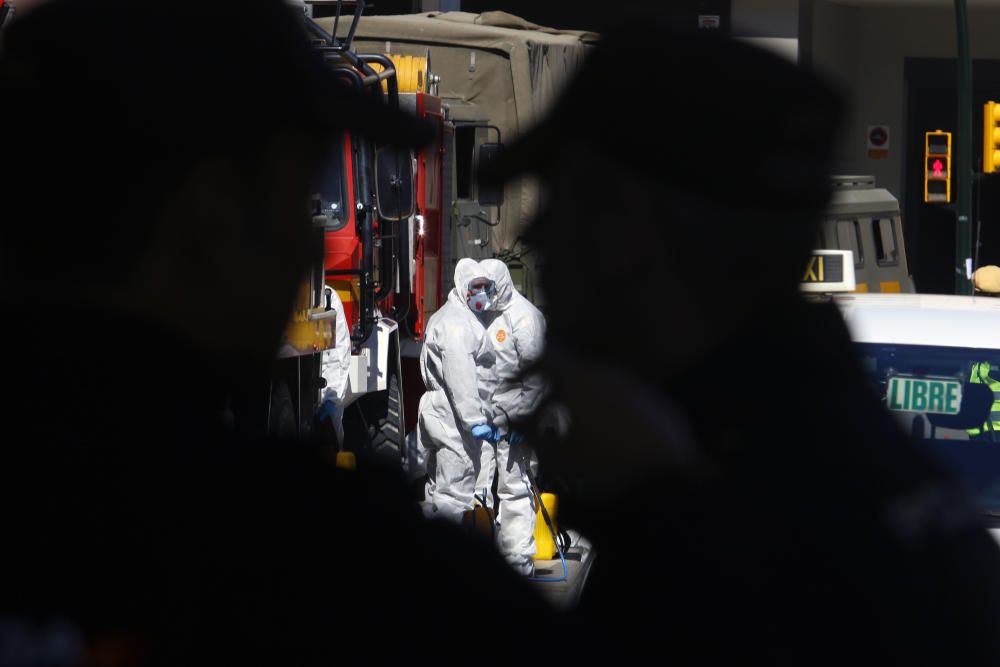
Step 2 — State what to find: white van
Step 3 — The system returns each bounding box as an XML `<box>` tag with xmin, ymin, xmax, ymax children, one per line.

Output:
<box><xmin>834</xmin><ymin>291</ymin><xmax>1000</xmax><ymax>537</ymax></box>
<box><xmin>801</xmin><ymin>251</ymin><xmax>1000</xmax><ymax>538</ymax></box>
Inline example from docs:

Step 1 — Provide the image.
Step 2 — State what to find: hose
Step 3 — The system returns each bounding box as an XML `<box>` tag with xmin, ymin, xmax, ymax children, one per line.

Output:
<box><xmin>522</xmin><ymin>454</ymin><xmax>569</xmax><ymax>583</ymax></box>
<box><xmin>528</xmin><ymin>545</ymin><xmax>569</xmax><ymax>584</ymax></box>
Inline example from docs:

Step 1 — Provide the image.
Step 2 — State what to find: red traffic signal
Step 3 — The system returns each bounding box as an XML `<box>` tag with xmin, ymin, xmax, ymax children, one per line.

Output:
<box><xmin>924</xmin><ymin>130</ymin><xmax>951</xmax><ymax>204</ymax></box>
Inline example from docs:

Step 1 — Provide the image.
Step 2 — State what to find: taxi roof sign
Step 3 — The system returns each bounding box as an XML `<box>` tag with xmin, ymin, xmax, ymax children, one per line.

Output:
<box><xmin>800</xmin><ymin>249</ymin><xmax>856</xmax><ymax>293</ymax></box>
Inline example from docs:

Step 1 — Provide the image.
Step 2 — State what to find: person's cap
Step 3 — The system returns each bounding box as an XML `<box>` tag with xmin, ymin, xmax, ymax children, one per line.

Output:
<box><xmin>973</xmin><ymin>265</ymin><xmax>1000</xmax><ymax>293</ymax></box>
<box><xmin>0</xmin><ymin>0</ymin><xmax>434</xmax><ymax>151</ymax></box>
<box><xmin>479</xmin><ymin>24</ymin><xmax>843</xmax><ymax>213</ymax></box>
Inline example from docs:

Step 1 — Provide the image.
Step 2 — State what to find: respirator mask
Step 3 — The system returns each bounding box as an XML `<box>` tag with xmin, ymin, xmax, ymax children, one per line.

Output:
<box><xmin>466</xmin><ymin>277</ymin><xmax>496</xmax><ymax>313</ymax></box>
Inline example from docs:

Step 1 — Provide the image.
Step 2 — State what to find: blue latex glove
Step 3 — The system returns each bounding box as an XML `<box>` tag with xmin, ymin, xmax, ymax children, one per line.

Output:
<box><xmin>471</xmin><ymin>423</ymin><xmax>493</xmax><ymax>440</ymax></box>
<box><xmin>471</xmin><ymin>423</ymin><xmax>498</xmax><ymax>442</ymax></box>
<box><xmin>317</xmin><ymin>398</ymin><xmax>338</xmax><ymax>424</ymax></box>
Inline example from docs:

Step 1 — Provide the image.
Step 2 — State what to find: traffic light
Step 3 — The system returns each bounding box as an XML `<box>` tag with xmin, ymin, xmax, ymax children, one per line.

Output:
<box><xmin>984</xmin><ymin>101</ymin><xmax>1000</xmax><ymax>173</ymax></box>
<box><xmin>924</xmin><ymin>130</ymin><xmax>951</xmax><ymax>204</ymax></box>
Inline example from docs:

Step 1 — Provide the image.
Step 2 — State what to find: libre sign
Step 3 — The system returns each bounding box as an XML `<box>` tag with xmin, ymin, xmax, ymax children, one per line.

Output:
<box><xmin>886</xmin><ymin>377</ymin><xmax>962</xmax><ymax>415</ymax></box>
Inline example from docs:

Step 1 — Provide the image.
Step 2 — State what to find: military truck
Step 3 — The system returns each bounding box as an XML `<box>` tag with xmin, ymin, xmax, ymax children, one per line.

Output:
<box><xmin>321</xmin><ymin>9</ymin><xmax>597</xmax><ymax>306</ymax></box>
<box><xmin>818</xmin><ymin>175</ymin><xmax>915</xmax><ymax>293</ymax></box>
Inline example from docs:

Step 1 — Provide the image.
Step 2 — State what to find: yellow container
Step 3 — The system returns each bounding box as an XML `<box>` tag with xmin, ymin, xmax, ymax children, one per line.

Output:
<box><xmin>335</xmin><ymin>451</ymin><xmax>357</xmax><ymax>471</ymax></box>
<box><xmin>533</xmin><ymin>493</ymin><xmax>559</xmax><ymax>560</ymax></box>
<box><xmin>461</xmin><ymin>506</ymin><xmax>496</xmax><ymax>540</ymax></box>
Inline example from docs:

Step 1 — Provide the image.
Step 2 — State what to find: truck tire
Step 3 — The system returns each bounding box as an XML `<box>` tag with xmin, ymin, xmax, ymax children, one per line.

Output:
<box><xmin>268</xmin><ymin>380</ymin><xmax>297</xmax><ymax>438</ymax></box>
<box><xmin>361</xmin><ymin>371</ymin><xmax>404</xmax><ymax>467</ymax></box>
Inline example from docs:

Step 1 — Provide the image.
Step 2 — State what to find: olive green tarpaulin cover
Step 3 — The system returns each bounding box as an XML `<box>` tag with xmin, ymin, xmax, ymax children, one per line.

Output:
<box><xmin>319</xmin><ymin>11</ymin><xmax>597</xmax><ymax>262</ymax></box>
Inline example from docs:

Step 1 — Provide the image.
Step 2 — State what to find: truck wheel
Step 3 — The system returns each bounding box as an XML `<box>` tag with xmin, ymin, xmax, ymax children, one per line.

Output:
<box><xmin>268</xmin><ymin>380</ymin><xmax>297</xmax><ymax>438</ymax></box>
<box><xmin>361</xmin><ymin>371</ymin><xmax>404</xmax><ymax>466</ymax></box>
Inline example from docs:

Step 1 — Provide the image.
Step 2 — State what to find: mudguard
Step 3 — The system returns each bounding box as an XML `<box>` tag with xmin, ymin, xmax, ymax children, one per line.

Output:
<box><xmin>343</xmin><ymin>316</ymin><xmax>399</xmax><ymax>407</ymax></box>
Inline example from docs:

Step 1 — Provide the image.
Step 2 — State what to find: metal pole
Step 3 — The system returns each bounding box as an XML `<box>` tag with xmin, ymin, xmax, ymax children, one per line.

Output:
<box><xmin>956</xmin><ymin>0</ymin><xmax>974</xmax><ymax>294</ymax></box>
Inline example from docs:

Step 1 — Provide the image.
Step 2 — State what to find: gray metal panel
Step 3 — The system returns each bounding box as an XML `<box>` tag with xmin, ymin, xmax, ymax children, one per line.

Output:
<box><xmin>827</xmin><ymin>187</ymin><xmax>901</xmax><ymax>217</ymax></box>
<box><xmin>441</xmin><ymin>121</ymin><xmax>455</xmax><ymax>282</ymax></box>
<box><xmin>398</xmin><ymin>92</ymin><xmax>419</xmax><ymax>116</ymax></box>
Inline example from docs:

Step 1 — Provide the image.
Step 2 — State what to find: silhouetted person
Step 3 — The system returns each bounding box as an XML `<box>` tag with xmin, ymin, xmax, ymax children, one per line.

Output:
<box><xmin>482</xmin><ymin>24</ymin><xmax>1000</xmax><ymax>665</ymax></box>
<box><xmin>0</xmin><ymin>1</ymin><xmax>555</xmax><ymax>664</ymax></box>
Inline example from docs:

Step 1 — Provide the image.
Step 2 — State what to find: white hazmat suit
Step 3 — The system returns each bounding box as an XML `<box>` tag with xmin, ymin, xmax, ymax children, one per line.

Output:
<box><xmin>418</xmin><ymin>258</ymin><xmax>496</xmax><ymax>522</ymax></box>
<box><xmin>319</xmin><ymin>285</ymin><xmax>351</xmax><ymax>445</ymax></box>
<box><xmin>478</xmin><ymin>258</ymin><xmax>547</xmax><ymax>575</ymax></box>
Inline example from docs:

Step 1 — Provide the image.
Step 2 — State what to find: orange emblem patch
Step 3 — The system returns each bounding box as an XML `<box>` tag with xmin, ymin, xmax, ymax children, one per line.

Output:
<box><xmin>496</xmin><ymin>329</ymin><xmax>507</xmax><ymax>343</ymax></box>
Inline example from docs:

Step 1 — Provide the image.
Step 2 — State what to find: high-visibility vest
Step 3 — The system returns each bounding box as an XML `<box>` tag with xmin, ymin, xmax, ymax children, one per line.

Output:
<box><xmin>968</xmin><ymin>362</ymin><xmax>1000</xmax><ymax>436</ymax></box>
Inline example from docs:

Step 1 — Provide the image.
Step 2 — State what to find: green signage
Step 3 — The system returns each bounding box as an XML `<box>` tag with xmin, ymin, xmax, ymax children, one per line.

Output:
<box><xmin>886</xmin><ymin>377</ymin><xmax>963</xmax><ymax>415</ymax></box>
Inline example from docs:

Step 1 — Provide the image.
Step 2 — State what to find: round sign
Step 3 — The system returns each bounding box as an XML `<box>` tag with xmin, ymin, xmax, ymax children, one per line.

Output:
<box><xmin>869</xmin><ymin>127</ymin><xmax>888</xmax><ymax>147</ymax></box>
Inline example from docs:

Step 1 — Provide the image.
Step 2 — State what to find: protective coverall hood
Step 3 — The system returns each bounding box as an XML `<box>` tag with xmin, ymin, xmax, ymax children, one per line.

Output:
<box><xmin>451</xmin><ymin>258</ymin><xmax>491</xmax><ymax>312</ymax></box>
<box><xmin>481</xmin><ymin>259</ymin><xmax>514</xmax><ymax>312</ymax></box>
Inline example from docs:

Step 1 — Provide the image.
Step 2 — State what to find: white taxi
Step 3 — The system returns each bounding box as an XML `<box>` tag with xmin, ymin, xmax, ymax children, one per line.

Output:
<box><xmin>805</xmin><ymin>251</ymin><xmax>1000</xmax><ymax>536</ymax></box>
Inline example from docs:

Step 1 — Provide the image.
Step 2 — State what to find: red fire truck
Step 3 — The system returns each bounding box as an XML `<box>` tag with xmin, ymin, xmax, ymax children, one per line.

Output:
<box><xmin>245</xmin><ymin>3</ymin><xmax>414</xmax><ymax>460</ymax></box>
<box><xmin>260</xmin><ymin>2</ymin><xmax>503</xmax><ymax>469</ymax></box>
